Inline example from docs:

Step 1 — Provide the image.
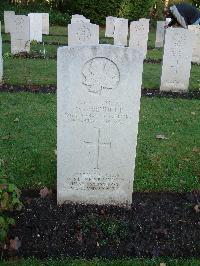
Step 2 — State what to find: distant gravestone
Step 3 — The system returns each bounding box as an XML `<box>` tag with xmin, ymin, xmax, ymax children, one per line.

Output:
<box><xmin>155</xmin><ymin>21</ymin><xmax>165</xmax><ymax>48</ymax></box>
<box><xmin>10</xmin><ymin>15</ymin><xmax>30</xmax><ymax>54</ymax></box>
<box><xmin>105</xmin><ymin>16</ymin><xmax>117</xmax><ymax>37</ymax></box>
<box><xmin>42</xmin><ymin>13</ymin><xmax>49</xmax><ymax>35</ymax></box>
<box><xmin>114</xmin><ymin>18</ymin><xmax>128</xmax><ymax>46</ymax></box>
<box><xmin>71</xmin><ymin>14</ymin><xmax>90</xmax><ymax>24</ymax></box>
<box><xmin>68</xmin><ymin>23</ymin><xmax>99</xmax><ymax>45</ymax></box>
<box><xmin>160</xmin><ymin>28</ymin><xmax>193</xmax><ymax>92</ymax></box>
<box><xmin>57</xmin><ymin>45</ymin><xmax>143</xmax><ymax>206</ymax></box>
<box><xmin>138</xmin><ymin>18</ymin><xmax>149</xmax><ymax>57</ymax></box>
<box><xmin>0</xmin><ymin>22</ymin><xmax>3</xmax><ymax>82</ymax></box>
<box><xmin>188</xmin><ymin>25</ymin><xmax>200</xmax><ymax>64</ymax></box>
<box><xmin>4</xmin><ymin>11</ymin><xmax>15</xmax><ymax>33</ymax></box>
<box><xmin>28</xmin><ymin>13</ymin><xmax>42</xmax><ymax>42</ymax></box>
<box><xmin>129</xmin><ymin>21</ymin><xmax>149</xmax><ymax>58</ymax></box>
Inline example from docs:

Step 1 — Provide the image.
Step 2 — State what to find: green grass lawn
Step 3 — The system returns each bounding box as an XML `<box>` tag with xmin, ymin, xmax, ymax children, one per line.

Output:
<box><xmin>0</xmin><ymin>93</ymin><xmax>199</xmax><ymax>191</ymax></box>
<box><xmin>1</xmin><ymin>258</ymin><xmax>200</xmax><ymax>266</ymax></box>
<box><xmin>1</xmin><ymin>27</ymin><xmax>200</xmax><ymax>91</ymax></box>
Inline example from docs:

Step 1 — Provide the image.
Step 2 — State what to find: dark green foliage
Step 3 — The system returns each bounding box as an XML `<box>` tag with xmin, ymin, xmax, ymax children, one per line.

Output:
<box><xmin>0</xmin><ymin>0</ymin><xmax>157</xmax><ymax>26</ymax></box>
<box><xmin>69</xmin><ymin>0</ymin><xmax>156</xmax><ymax>25</ymax></box>
<box><xmin>0</xmin><ymin>161</ymin><xmax>22</xmax><ymax>243</ymax></box>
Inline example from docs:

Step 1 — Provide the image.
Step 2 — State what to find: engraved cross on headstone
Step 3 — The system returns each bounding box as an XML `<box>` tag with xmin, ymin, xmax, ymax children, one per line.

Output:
<box><xmin>84</xmin><ymin>128</ymin><xmax>111</xmax><ymax>170</ymax></box>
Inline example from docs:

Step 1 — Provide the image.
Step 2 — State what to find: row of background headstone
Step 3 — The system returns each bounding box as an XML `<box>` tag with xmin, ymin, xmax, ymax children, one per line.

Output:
<box><xmin>68</xmin><ymin>15</ymin><xmax>150</xmax><ymax>59</ymax></box>
<box><xmin>155</xmin><ymin>20</ymin><xmax>200</xmax><ymax>64</ymax></box>
<box><xmin>1</xmin><ymin>12</ymin><xmax>198</xmax><ymax>93</ymax></box>
<box><xmin>4</xmin><ymin>11</ymin><xmax>49</xmax><ymax>55</ymax></box>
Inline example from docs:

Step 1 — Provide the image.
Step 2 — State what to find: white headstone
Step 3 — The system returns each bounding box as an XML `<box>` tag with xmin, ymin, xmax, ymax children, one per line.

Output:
<box><xmin>57</xmin><ymin>44</ymin><xmax>143</xmax><ymax>206</ymax></box>
<box><xmin>138</xmin><ymin>18</ymin><xmax>149</xmax><ymax>57</ymax></box>
<box><xmin>0</xmin><ymin>22</ymin><xmax>3</xmax><ymax>82</ymax></box>
<box><xmin>4</xmin><ymin>11</ymin><xmax>15</xmax><ymax>33</ymax></box>
<box><xmin>160</xmin><ymin>28</ymin><xmax>193</xmax><ymax>92</ymax></box>
<box><xmin>114</xmin><ymin>18</ymin><xmax>128</xmax><ymax>46</ymax></box>
<box><xmin>71</xmin><ymin>14</ymin><xmax>90</xmax><ymax>24</ymax></box>
<box><xmin>68</xmin><ymin>23</ymin><xmax>99</xmax><ymax>45</ymax></box>
<box><xmin>155</xmin><ymin>21</ymin><xmax>166</xmax><ymax>48</ymax></box>
<box><xmin>129</xmin><ymin>21</ymin><xmax>149</xmax><ymax>59</ymax></box>
<box><xmin>105</xmin><ymin>16</ymin><xmax>117</xmax><ymax>37</ymax></box>
<box><xmin>188</xmin><ymin>25</ymin><xmax>200</xmax><ymax>64</ymax></box>
<box><xmin>28</xmin><ymin>13</ymin><xmax>43</xmax><ymax>42</ymax></box>
<box><xmin>10</xmin><ymin>15</ymin><xmax>30</xmax><ymax>55</ymax></box>
<box><xmin>42</xmin><ymin>13</ymin><xmax>49</xmax><ymax>35</ymax></box>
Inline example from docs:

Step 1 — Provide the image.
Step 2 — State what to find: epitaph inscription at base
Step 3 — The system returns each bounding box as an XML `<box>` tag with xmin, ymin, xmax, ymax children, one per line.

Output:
<box><xmin>57</xmin><ymin>45</ymin><xmax>143</xmax><ymax>206</ymax></box>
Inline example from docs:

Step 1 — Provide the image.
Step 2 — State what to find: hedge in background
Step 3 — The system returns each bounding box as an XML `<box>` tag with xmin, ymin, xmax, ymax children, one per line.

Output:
<box><xmin>1</xmin><ymin>0</ymin><xmax>157</xmax><ymax>26</ymax></box>
<box><xmin>71</xmin><ymin>0</ymin><xmax>156</xmax><ymax>25</ymax></box>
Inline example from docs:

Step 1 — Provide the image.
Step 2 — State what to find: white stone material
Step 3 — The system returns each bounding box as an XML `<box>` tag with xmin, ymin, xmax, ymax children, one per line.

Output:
<box><xmin>10</xmin><ymin>15</ymin><xmax>30</xmax><ymax>54</ymax></box>
<box><xmin>155</xmin><ymin>21</ymin><xmax>166</xmax><ymax>48</ymax></box>
<box><xmin>0</xmin><ymin>22</ymin><xmax>3</xmax><ymax>82</ymax></box>
<box><xmin>71</xmin><ymin>14</ymin><xmax>90</xmax><ymax>24</ymax></box>
<box><xmin>160</xmin><ymin>28</ymin><xmax>193</xmax><ymax>92</ymax></box>
<box><xmin>105</xmin><ymin>16</ymin><xmax>117</xmax><ymax>37</ymax></box>
<box><xmin>114</xmin><ymin>18</ymin><xmax>128</xmax><ymax>46</ymax></box>
<box><xmin>68</xmin><ymin>23</ymin><xmax>99</xmax><ymax>45</ymax></box>
<box><xmin>42</xmin><ymin>13</ymin><xmax>49</xmax><ymax>35</ymax></box>
<box><xmin>57</xmin><ymin>44</ymin><xmax>143</xmax><ymax>206</ymax></box>
<box><xmin>166</xmin><ymin>17</ymin><xmax>172</xmax><ymax>24</ymax></box>
<box><xmin>139</xmin><ymin>18</ymin><xmax>150</xmax><ymax>57</ymax></box>
<box><xmin>4</xmin><ymin>11</ymin><xmax>15</xmax><ymax>33</ymax></box>
<box><xmin>188</xmin><ymin>25</ymin><xmax>200</xmax><ymax>64</ymax></box>
<box><xmin>129</xmin><ymin>21</ymin><xmax>149</xmax><ymax>59</ymax></box>
<box><xmin>28</xmin><ymin>13</ymin><xmax>43</xmax><ymax>42</ymax></box>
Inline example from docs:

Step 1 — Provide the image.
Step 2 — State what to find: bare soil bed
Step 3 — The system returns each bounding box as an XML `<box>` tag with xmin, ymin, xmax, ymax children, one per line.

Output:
<box><xmin>2</xmin><ymin>191</ymin><xmax>200</xmax><ymax>259</ymax></box>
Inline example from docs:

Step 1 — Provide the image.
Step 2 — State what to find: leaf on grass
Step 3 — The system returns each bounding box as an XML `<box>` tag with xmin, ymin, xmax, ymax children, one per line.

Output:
<box><xmin>39</xmin><ymin>187</ymin><xmax>52</xmax><ymax>198</ymax></box>
<box><xmin>1</xmin><ymin>135</ymin><xmax>10</xmax><ymax>140</ymax></box>
<box><xmin>191</xmin><ymin>112</ymin><xmax>196</xmax><ymax>115</ymax></box>
<box><xmin>54</xmin><ymin>149</ymin><xmax>57</xmax><ymax>156</ymax></box>
<box><xmin>14</xmin><ymin>118</ymin><xmax>19</xmax><ymax>122</ymax></box>
<box><xmin>192</xmin><ymin>147</ymin><xmax>200</xmax><ymax>153</ymax></box>
<box><xmin>194</xmin><ymin>204</ymin><xmax>200</xmax><ymax>213</ymax></box>
<box><xmin>160</xmin><ymin>263</ymin><xmax>166</xmax><ymax>266</ymax></box>
<box><xmin>156</xmin><ymin>134</ymin><xmax>169</xmax><ymax>140</ymax></box>
<box><xmin>9</xmin><ymin>237</ymin><xmax>21</xmax><ymax>251</ymax></box>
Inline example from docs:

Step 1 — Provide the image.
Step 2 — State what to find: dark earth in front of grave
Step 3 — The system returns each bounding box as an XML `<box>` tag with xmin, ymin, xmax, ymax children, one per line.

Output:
<box><xmin>2</xmin><ymin>191</ymin><xmax>200</xmax><ymax>259</ymax></box>
<box><xmin>0</xmin><ymin>84</ymin><xmax>200</xmax><ymax>100</ymax></box>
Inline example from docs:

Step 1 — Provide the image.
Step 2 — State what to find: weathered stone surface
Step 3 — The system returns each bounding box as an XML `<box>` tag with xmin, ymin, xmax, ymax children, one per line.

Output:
<box><xmin>160</xmin><ymin>28</ymin><xmax>193</xmax><ymax>92</ymax></box>
<box><xmin>42</xmin><ymin>13</ymin><xmax>49</xmax><ymax>35</ymax></box>
<box><xmin>114</xmin><ymin>18</ymin><xmax>128</xmax><ymax>46</ymax></box>
<box><xmin>155</xmin><ymin>21</ymin><xmax>165</xmax><ymax>48</ymax></box>
<box><xmin>68</xmin><ymin>23</ymin><xmax>99</xmax><ymax>45</ymax></box>
<box><xmin>105</xmin><ymin>16</ymin><xmax>117</xmax><ymax>37</ymax></box>
<box><xmin>10</xmin><ymin>15</ymin><xmax>30</xmax><ymax>54</ymax></box>
<box><xmin>71</xmin><ymin>14</ymin><xmax>90</xmax><ymax>24</ymax></box>
<box><xmin>129</xmin><ymin>21</ymin><xmax>149</xmax><ymax>58</ymax></box>
<box><xmin>57</xmin><ymin>45</ymin><xmax>143</xmax><ymax>206</ymax></box>
<box><xmin>4</xmin><ymin>11</ymin><xmax>15</xmax><ymax>33</ymax></box>
<box><xmin>28</xmin><ymin>13</ymin><xmax>43</xmax><ymax>42</ymax></box>
<box><xmin>188</xmin><ymin>25</ymin><xmax>200</xmax><ymax>64</ymax></box>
